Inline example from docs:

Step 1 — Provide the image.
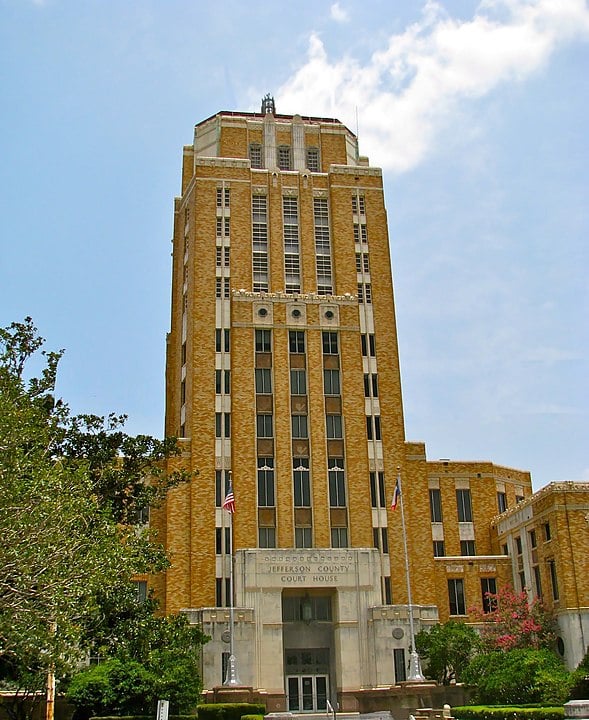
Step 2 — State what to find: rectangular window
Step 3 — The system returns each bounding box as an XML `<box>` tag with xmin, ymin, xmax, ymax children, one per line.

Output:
<box><xmin>448</xmin><ymin>578</ymin><xmax>466</xmax><ymax>615</ymax></box>
<box><xmin>529</xmin><ymin>529</ymin><xmax>537</xmax><ymax>548</ymax></box>
<box><xmin>516</xmin><ymin>494</ymin><xmax>525</xmax><ymax>504</ymax></box>
<box><xmin>223</xmin><ymin>278</ymin><xmax>230</xmax><ymax>298</ymax></box>
<box><xmin>328</xmin><ymin>458</ymin><xmax>346</xmax><ymax>507</ymax></box>
<box><xmin>353</xmin><ymin>224</ymin><xmax>368</xmax><ymax>243</ymax></box>
<box><xmin>249</xmin><ymin>143</ymin><xmax>262</xmax><ymax>169</ymax></box>
<box><xmin>384</xmin><ymin>576</ymin><xmax>392</xmax><ymax>605</ymax></box>
<box><xmin>481</xmin><ymin>577</ymin><xmax>497</xmax><ymax>613</ymax></box>
<box><xmin>548</xmin><ymin>560</ymin><xmax>559</xmax><ymax>600</ymax></box>
<box><xmin>326</xmin><ymin>415</ymin><xmax>343</xmax><ymax>439</ymax></box>
<box><xmin>216</xmin><ymin>247</ymin><xmax>222</xmax><ymax>266</ymax></box>
<box><xmin>224</xmin><ymin>247</ymin><xmax>230</xmax><ymax>267</ymax></box>
<box><xmin>358</xmin><ymin>283</ymin><xmax>372</xmax><ymax>303</ymax></box>
<box><xmin>256</xmin><ymin>414</ymin><xmax>273</xmax><ymax>438</ymax></box>
<box><xmin>180</xmin><ymin>380</ymin><xmax>186</xmax><ymax>405</ymax></box>
<box><xmin>322</xmin><ymin>331</ymin><xmax>338</xmax><ymax>355</ymax></box>
<box><xmin>433</xmin><ymin>540</ymin><xmax>445</xmax><ymax>557</ymax></box>
<box><xmin>215</xmin><ymin>369</ymin><xmax>221</xmax><ymax>394</ymax></box>
<box><xmin>352</xmin><ymin>195</ymin><xmax>366</xmax><ymax>215</ymax></box>
<box><xmin>255</xmin><ymin>328</ymin><xmax>271</xmax><ymax>353</ymax></box>
<box><xmin>291</xmin><ymin>414</ymin><xmax>308</xmax><ymax>439</ymax></box>
<box><xmin>283</xmin><ymin>197</ymin><xmax>299</xmax><ymax>246</ymax></box>
<box><xmin>331</xmin><ymin>527</ymin><xmax>348</xmax><ymax>548</ymax></box>
<box><xmin>543</xmin><ymin>522</ymin><xmax>551</xmax><ymax>541</ymax></box>
<box><xmin>460</xmin><ymin>540</ymin><xmax>476</xmax><ymax>556</ymax></box>
<box><xmin>456</xmin><ymin>488</ymin><xmax>473</xmax><ymax>522</ymax></box>
<box><xmin>257</xmin><ymin>457</ymin><xmax>275</xmax><ymax>507</ymax></box>
<box><xmin>306</xmin><ymin>147</ymin><xmax>320</xmax><ymax>172</ymax></box>
<box><xmin>215</xmin><ymin>412</ymin><xmax>221</xmax><ymax>438</ymax></box>
<box><xmin>259</xmin><ymin>526</ymin><xmax>276</xmax><ymax>548</ymax></box>
<box><xmin>369</xmin><ymin>471</ymin><xmax>386</xmax><ymax>508</ymax></box>
<box><xmin>215</xmin><ymin>470</ymin><xmax>222</xmax><ymax>507</ymax></box>
<box><xmin>381</xmin><ymin>527</ymin><xmax>389</xmax><ymax>554</ymax></box>
<box><xmin>224</xmin><ymin>413</ymin><xmax>231</xmax><ymax>438</ymax></box>
<box><xmin>323</xmin><ymin>369</ymin><xmax>340</xmax><ymax>396</ymax></box>
<box><xmin>374</xmin><ymin>416</ymin><xmax>381</xmax><ymax>440</ymax></box>
<box><xmin>278</xmin><ymin>145</ymin><xmax>292</xmax><ymax>170</ymax></box>
<box><xmin>290</xmin><ymin>369</ymin><xmax>306</xmax><ymax>396</ymax></box>
<box><xmin>293</xmin><ymin>458</ymin><xmax>310</xmax><ymax>507</ymax></box>
<box><xmin>393</xmin><ymin>649</ymin><xmax>406</xmax><ymax>683</ymax></box>
<box><xmin>289</xmin><ymin>330</ymin><xmax>305</xmax><ymax>354</ymax></box>
<box><xmin>295</xmin><ymin>526</ymin><xmax>312</xmax><ymax>548</ymax></box>
<box><xmin>366</xmin><ymin>416</ymin><xmax>373</xmax><ymax>441</ymax></box>
<box><xmin>361</xmin><ymin>333</ymin><xmax>376</xmax><ymax>357</ymax></box>
<box><xmin>429</xmin><ymin>488</ymin><xmax>443</xmax><ymax>522</ymax></box>
<box><xmin>215</xmin><ymin>278</ymin><xmax>222</xmax><ymax>298</ymax></box>
<box><xmin>515</xmin><ymin>536</ymin><xmax>523</xmax><ymax>554</ymax></box>
<box><xmin>533</xmin><ymin>565</ymin><xmax>542</xmax><ymax>598</ymax></box>
<box><xmin>255</xmin><ymin>368</ymin><xmax>272</xmax><ymax>394</ymax></box>
<box><xmin>497</xmin><ymin>491</ymin><xmax>508</xmax><ymax>513</ymax></box>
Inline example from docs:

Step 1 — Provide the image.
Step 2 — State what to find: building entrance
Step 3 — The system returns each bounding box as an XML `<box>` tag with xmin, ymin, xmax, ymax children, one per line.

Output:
<box><xmin>286</xmin><ymin>674</ymin><xmax>328</xmax><ymax>712</ymax></box>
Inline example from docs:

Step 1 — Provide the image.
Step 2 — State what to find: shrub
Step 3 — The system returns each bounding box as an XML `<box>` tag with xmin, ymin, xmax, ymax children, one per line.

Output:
<box><xmin>196</xmin><ymin>703</ymin><xmax>265</xmax><ymax>720</ymax></box>
<box><xmin>463</xmin><ymin>649</ymin><xmax>573</xmax><ymax>705</ymax></box>
<box><xmin>452</xmin><ymin>706</ymin><xmax>564</xmax><ymax>720</ymax></box>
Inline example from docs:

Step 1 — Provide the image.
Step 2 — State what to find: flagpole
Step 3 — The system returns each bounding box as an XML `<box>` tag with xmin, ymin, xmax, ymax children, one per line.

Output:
<box><xmin>396</xmin><ymin>467</ymin><xmax>425</xmax><ymax>682</ymax></box>
<box><xmin>223</xmin><ymin>471</ymin><xmax>240</xmax><ymax>686</ymax></box>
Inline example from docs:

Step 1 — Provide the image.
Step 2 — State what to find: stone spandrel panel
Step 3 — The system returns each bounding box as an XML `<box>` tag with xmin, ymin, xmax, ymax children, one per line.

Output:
<box><xmin>237</xmin><ymin>548</ymin><xmax>382</xmax><ymax>592</ymax></box>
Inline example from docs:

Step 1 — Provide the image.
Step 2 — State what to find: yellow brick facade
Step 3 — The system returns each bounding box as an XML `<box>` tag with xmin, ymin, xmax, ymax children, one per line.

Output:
<box><xmin>153</xmin><ymin>103</ymin><xmax>587</xmax><ymax>702</ymax></box>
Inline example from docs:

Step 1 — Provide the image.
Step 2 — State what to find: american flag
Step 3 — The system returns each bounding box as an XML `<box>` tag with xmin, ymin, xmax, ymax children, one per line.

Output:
<box><xmin>222</xmin><ymin>484</ymin><xmax>235</xmax><ymax>514</ymax></box>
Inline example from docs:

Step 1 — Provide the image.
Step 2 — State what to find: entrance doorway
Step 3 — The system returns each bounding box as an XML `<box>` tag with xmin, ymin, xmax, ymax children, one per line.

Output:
<box><xmin>286</xmin><ymin>674</ymin><xmax>328</xmax><ymax>712</ymax></box>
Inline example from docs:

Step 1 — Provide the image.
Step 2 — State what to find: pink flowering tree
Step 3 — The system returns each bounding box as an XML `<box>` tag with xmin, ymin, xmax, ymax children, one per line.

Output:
<box><xmin>469</xmin><ymin>584</ymin><xmax>556</xmax><ymax>651</ymax></box>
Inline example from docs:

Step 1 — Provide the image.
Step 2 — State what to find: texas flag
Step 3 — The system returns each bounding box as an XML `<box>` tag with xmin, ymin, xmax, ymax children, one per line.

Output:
<box><xmin>391</xmin><ymin>478</ymin><xmax>401</xmax><ymax>511</ymax></box>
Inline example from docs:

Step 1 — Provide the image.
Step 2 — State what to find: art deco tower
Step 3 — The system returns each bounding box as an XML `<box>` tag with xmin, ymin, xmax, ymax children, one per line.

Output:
<box><xmin>153</xmin><ymin>98</ymin><xmax>533</xmax><ymax>708</ymax></box>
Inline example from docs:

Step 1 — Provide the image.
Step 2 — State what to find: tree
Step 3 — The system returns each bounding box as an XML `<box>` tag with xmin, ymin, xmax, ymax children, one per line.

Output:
<box><xmin>67</xmin><ymin>590</ymin><xmax>206</xmax><ymax>717</ymax></box>
<box><xmin>463</xmin><ymin>648</ymin><xmax>572</xmax><ymax>705</ymax></box>
<box><xmin>0</xmin><ymin>318</ymin><xmax>196</xmax><ymax>716</ymax></box>
<box><xmin>415</xmin><ymin>621</ymin><xmax>481</xmax><ymax>684</ymax></box>
<box><xmin>469</xmin><ymin>584</ymin><xmax>556</xmax><ymax>651</ymax></box>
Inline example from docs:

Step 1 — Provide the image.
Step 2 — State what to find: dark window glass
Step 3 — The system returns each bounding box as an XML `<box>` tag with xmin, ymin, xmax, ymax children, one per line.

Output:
<box><xmin>255</xmin><ymin>328</ymin><xmax>271</xmax><ymax>352</ymax></box>
<box><xmin>322</xmin><ymin>331</ymin><xmax>338</xmax><ymax>355</ymax></box>
<box><xmin>460</xmin><ymin>540</ymin><xmax>476</xmax><ymax>556</ymax></box>
<box><xmin>256</xmin><ymin>414</ymin><xmax>273</xmax><ymax>437</ymax></box>
<box><xmin>448</xmin><ymin>578</ymin><xmax>466</xmax><ymax>615</ymax></box>
<box><xmin>497</xmin><ymin>491</ymin><xmax>508</xmax><ymax>513</ymax></box>
<box><xmin>290</xmin><ymin>369</ymin><xmax>306</xmax><ymax>395</ymax></box>
<box><xmin>255</xmin><ymin>368</ymin><xmax>272</xmax><ymax>394</ymax></box>
<box><xmin>291</xmin><ymin>414</ymin><xmax>308</xmax><ymax>439</ymax></box>
<box><xmin>257</xmin><ymin>457</ymin><xmax>275</xmax><ymax>506</ymax></box>
<box><xmin>456</xmin><ymin>489</ymin><xmax>473</xmax><ymax>522</ymax></box>
<box><xmin>481</xmin><ymin>577</ymin><xmax>497</xmax><ymax>613</ymax></box>
<box><xmin>293</xmin><ymin>458</ymin><xmax>310</xmax><ymax>507</ymax></box>
<box><xmin>289</xmin><ymin>330</ymin><xmax>305</xmax><ymax>354</ymax></box>
<box><xmin>433</xmin><ymin>540</ymin><xmax>445</xmax><ymax>557</ymax></box>
<box><xmin>429</xmin><ymin>488</ymin><xmax>443</xmax><ymax>522</ymax></box>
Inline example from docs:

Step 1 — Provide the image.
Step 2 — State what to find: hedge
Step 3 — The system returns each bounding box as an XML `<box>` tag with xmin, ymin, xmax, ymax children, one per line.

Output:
<box><xmin>452</xmin><ymin>706</ymin><xmax>564</xmax><ymax>720</ymax></box>
<box><xmin>197</xmin><ymin>703</ymin><xmax>266</xmax><ymax>720</ymax></box>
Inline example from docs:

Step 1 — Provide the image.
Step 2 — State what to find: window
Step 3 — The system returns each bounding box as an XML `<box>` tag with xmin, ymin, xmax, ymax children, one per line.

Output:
<box><xmin>543</xmin><ymin>522</ymin><xmax>551</xmax><ymax>541</ymax></box>
<box><xmin>215</xmin><ymin>412</ymin><xmax>221</xmax><ymax>438</ymax></box>
<box><xmin>481</xmin><ymin>577</ymin><xmax>497</xmax><ymax>613</ymax></box>
<box><xmin>460</xmin><ymin>540</ymin><xmax>476</xmax><ymax>556</ymax></box>
<box><xmin>293</xmin><ymin>458</ymin><xmax>310</xmax><ymax>507</ymax></box>
<box><xmin>216</xmin><ymin>247</ymin><xmax>222</xmax><ymax>267</ymax></box>
<box><xmin>370</xmin><ymin>471</ymin><xmax>386</xmax><ymax>508</ymax></box>
<box><xmin>331</xmin><ymin>527</ymin><xmax>348</xmax><ymax>548</ymax></box>
<box><xmin>326</xmin><ymin>415</ymin><xmax>343</xmax><ymax>439</ymax></box>
<box><xmin>516</xmin><ymin>494</ymin><xmax>525</xmax><ymax>504</ymax></box>
<box><xmin>215</xmin><ymin>369</ymin><xmax>230</xmax><ymax>394</ymax></box>
<box><xmin>180</xmin><ymin>380</ymin><xmax>186</xmax><ymax>405</ymax></box>
<box><xmin>283</xmin><ymin>197</ymin><xmax>299</xmax><ymax>246</ymax></box>
<box><xmin>548</xmin><ymin>559</ymin><xmax>559</xmax><ymax>600</ymax></box>
<box><xmin>255</xmin><ymin>328</ymin><xmax>271</xmax><ymax>353</ymax></box>
<box><xmin>291</xmin><ymin>414</ymin><xmax>308</xmax><ymax>439</ymax></box>
<box><xmin>255</xmin><ymin>368</ymin><xmax>272</xmax><ymax>394</ymax></box>
<box><xmin>259</xmin><ymin>527</ymin><xmax>276</xmax><ymax>548</ymax></box>
<box><xmin>256</xmin><ymin>414</ymin><xmax>273</xmax><ymax>437</ymax></box>
<box><xmin>533</xmin><ymin>565</ymin><xmax>542</xmax><ymax>598</ymax></box>
<box><xmin>278</xmin><ymin>145</ymin><xmax>292</xmax><ymax>170</ymax></box>
<box><xmin>361</xmin><ymin>333</ymin><xmax>376</xmax><ymax>357</ymax></box>
<box><xmin>215</xmin><ymin>278</ymin><xmax>222</xmax><ymax>298</ymax></box>
<box><xmin>306</xmin><ymin>146</ymin><xmax>319</xmax><ymax>172</ymax></box>
<box><xmin>358</xmin><ymin>283</ymin><xmax>372</xmax><ymax>303</ymax></box>
<box><xmin>364</xmin><ymin>373</ymin><xmax>379</xmax><ymax>397</ymax></box>
<box><xmin>384</xmin><ymin>576</ymin><xmax>392</xmax><ymax>604</ymax></box>
<box><xmin>215</xmin><ymin>469</ymin><xmax>230</xmax><ymax>507</ymax></box>
<box><xmin>328</xmin><ymin>459</ymin><xmax>346</xmax><ymax>507</ymax></box>
<box><xmin>216</xmin><ymin>328</ymin><xmax>230</xmax><ymax>352</ymax></box>
<box><xmin>393</xmin><ymin>649</ymin><xmax>406</xmax><ymax>683</ymax></box>
<box><xmin>433</xmin><ymin>540</ymin><xmax>445</xmax><ymax>557</ymax></box>
<box><xmin>135</xmin><ymin>581</ymin><xmax>148</xmax><ymax>603</ymax></box>
<box><xmin>497</xmin><ymin>491</ymin><xmax>508</xmax><ymax>513</ymax></box>
<box><xmin>456</xmin><ymin>488</ymin><xmax>473</xmax><ymax>522</ymax></box>
<box><xmin>249</xmin><ymin>143</ymin><xmax>262</xmax><ymax>169</ymax></box>
<box><xmin>216</xmin><ymin>187</ymin><xmax>230</xmax><ymax>207</ymax></box>
<box><xmin>366</xmin><ymin>416</ymin><xmax>381</xmax><ymax>441</ymax></box>
<box><xmin>257</xmin><ymin>457</ymin><xmax>275</xmax><ymax>506</ymax></box>
<box><xmin>295</xmin><ymin>526</ymin><xmax>312</xmax><ymax>548</ymax></box>
<box><xmin>529</xmin><ymin>529</ymin><xmax>537</xmax><ymax>548</ymax></box>
<box><xmin>373</xmin><ymin>527</ymin><xmax>389</xmax><ymax>553</ymax></box>
<box><xmin>448</xmin><ymin>578</ymin><xmax>466</xmax><ymax>615</ymax></box>
<box><xmin>352</xmin><ymin>195</ymin><xmax>365</xmax><ymax>215</ymax></box>
<box><xmin>252</xmin><ymin>196</ymin><xmax>268</xmax><ymax>245</ymax></box>
<box><xmin>323</xmin><ymin>369</ymin><xmax>340</xmax><ymax>396</ymax></box>
<box><xmin>429</xmin><ymin>488</ymin><xmax>443</xmax><ymax>523</ymax></box>
<box><xmin>353</xmin><ymin>223</ymin><xmax>367</xmax><ymax>243</ymax></box>
<box><xmin>515</xmin><ymin>536</ymin><xmax>523</xmax><ymax>555</ymax></box>
<box><xmin>322</xmin><ymin>331</ymin><xmax>338</xmax><ymax>355</ymax></box>
<box><xmin>356</xmin><ymin>252</ymin><xmax>370</xmax><ymax>274</ymax></box>
<box><xmin>289</xmin><ymin>330</ymin><xmax>305</xmax><ymax>354</ymax></box>
<box><xmin>290</xmin><ymin>369</ymin><xmax>306</xmax><ymax>396</ymax></box>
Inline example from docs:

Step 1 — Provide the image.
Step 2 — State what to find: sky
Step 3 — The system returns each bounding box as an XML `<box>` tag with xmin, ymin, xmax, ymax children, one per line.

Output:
<box><xmin>1</xmin><ymin>0</ymin><xmax>587</xmax><ymax>490</ymax></box>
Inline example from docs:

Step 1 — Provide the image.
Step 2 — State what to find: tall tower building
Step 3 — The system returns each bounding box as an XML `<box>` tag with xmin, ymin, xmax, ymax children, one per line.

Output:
<box><xmin>154</xmin><ymin>99</ymin><xmax>535</xmax><ymax>708</ymax></box>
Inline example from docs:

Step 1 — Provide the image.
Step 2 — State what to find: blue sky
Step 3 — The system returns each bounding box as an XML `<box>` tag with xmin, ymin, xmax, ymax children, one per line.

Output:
<box><xmin>1</xmin><ymin>0</ymin><xmax>587</xmax><ymax>489</ymax></box>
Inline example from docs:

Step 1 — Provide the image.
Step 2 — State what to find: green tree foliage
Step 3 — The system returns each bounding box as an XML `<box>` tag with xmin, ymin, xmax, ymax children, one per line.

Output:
<box><xmin>415</xmin><ymin>621</ymin><xmax>481</xmax><ymax>684</ymax></box>
<box><xmin>68</xmin><ymin>585</ymin><xmax>207</xmax><ymax>716</ymax></box>
<box><xmin>568</xmin><ymin>646</ymin><xmax>589</xmax><ymax>700</ymax></box>
<box><xmin>0</xmin><ymin>318</ymin><xmax>197</xmax><ymax>713</ymax></box>
<box><xmin>469</xmin><ymin>585</ymin><xmax>555</xmax><ymax>651</ymax></box>
<box><xmin>462</xmin><ymin>649</ymin><xmax>573</xmax><ymax>705</ymax></box>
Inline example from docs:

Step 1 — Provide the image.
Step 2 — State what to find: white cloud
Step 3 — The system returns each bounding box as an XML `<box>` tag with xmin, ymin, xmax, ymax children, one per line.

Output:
<box><xmin>330</xmin><ymin>2</ymin><xmax>349</xmax><ymax>23</ymax></box>
<box><xmin>277</xmin><ymin>0</ymin><xmax>589</xmax><ymax>172</ymax></box>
